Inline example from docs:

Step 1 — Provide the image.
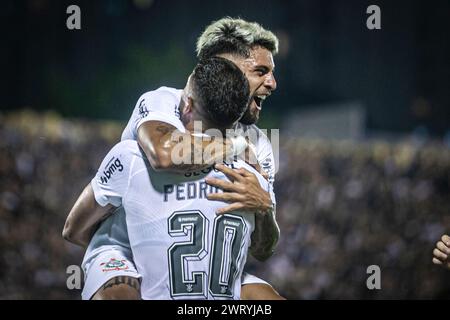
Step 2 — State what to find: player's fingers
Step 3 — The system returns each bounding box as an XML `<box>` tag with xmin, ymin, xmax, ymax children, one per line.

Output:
<box><xmin>216</xmin><ymin>202</ymin><xmax>245</xmax><ymax>215</ymax></box>
<box><xmin>206</xmin><ymin>192</ymin><xmax>244</xmax><ymax>203</ymax></box>
<box><xmin>437</xmin><ymin>241</ymin><xmax>450</xmax><ymax>255</ymax></box>
<box><xmin>234</xmin><ymin>167</ymin><xmax>264</xmax><ymax>183</ymax></box>
<box><xmin>240</xmin><ymin>153</ymin><xmax>261</xmax><ymax>171</ymax></box>
<box><xmin>432</xmin><ymin>257</ymin><xmax>443</xmax><ymax>265</ymax></box>
<box><xmin>433</xmin><ymin>248</ymin><xmax>448</xmax><ymax>261</ymax></box>
<box><xmin>205</xmin><ymin>177</ymin><xmax>236</xmax><ymax>192</ymax></box>
<box><xmin>441</xmin><ymin>234</ymin><xmax>450</xmax><ymax>245</ymax></box>
<box><xmin>214</xmin><ymin>163</ymin><xmax>244</xmax><ymax>182</ymax></box>
<box><xmin>237</xmin><ymin>167</ymin><xmax>258</xmax><ymax>178</ymax></box>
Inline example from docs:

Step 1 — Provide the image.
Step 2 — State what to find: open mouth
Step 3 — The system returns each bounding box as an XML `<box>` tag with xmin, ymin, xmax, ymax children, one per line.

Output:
<box><xmin>252</xmin><ymin>95</ymin><xmax>267</xmax><ymax>111</ymax></box>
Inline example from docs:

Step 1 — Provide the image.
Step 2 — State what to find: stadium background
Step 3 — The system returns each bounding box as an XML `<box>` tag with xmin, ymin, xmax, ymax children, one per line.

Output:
<box><xmin>1</xmin><ymin>0</ymin><xmax>449</xmax><ymax>299</ymax></box>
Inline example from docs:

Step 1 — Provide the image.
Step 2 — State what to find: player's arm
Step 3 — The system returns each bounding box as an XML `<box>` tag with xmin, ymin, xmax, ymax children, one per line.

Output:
<box><xmin>432</xmin><ymin>234</ymin><xmax>450</xmax><ymax>270</ymax></box>
<box><xmin>240</xmin><ymin>272</ymin><xmax>285</xmax><ymax>300</ymax></box>
<box><xmin>140</xmin><ymin>121</ymin><xmax>280</xmax><ymax>260</ymax></box>
<box><xmin>206</xmin><ymin>164</ymin><xmax>279</xmax><ymax>261</ymax></box>
<box><xmin>250</xmin><ymin>201</ymin><xmax>279</xmax><ymax>261</ymax></box>
<box><xmin>132</xmin><ymin>90</ymin><xmax>247</xmax><ymax>173</ymax></box>
<box><xmin>62</xmin><ymin>183</ymin><xmax>115</xmax><ymax>248</ymax></box>
<box><xmin>137</xmin><ymin>121</ymin><xmax>241</xmax><ymax>173</ymax></box>
<box><xmin>206</xmin><ymin>131</ymin><xmax>280</xmax><ymax>261</ymax></box>
<box><xmin>63</xmin><ymin>141</ymin><xmax>132</xmax><ymax>248</ymax></box>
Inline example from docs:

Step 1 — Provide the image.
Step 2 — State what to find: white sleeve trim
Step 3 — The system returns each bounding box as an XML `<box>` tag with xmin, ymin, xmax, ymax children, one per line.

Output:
<box><xmin>90</xmin><ymin>177</ymin><xmax>119</xmax><ymax>207</ymax></box>
<box><xmin>241</xmin><ymin>272</ymin><xmax>271</xmax><ymax>286</ymax></box>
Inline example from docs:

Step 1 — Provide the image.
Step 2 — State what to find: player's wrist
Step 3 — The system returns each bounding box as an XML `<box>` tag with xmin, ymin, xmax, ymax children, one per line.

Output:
<box><xmin>257</xmin><ymin>192</ymin><xmax>275</xmax><ymax>216</ymax></box>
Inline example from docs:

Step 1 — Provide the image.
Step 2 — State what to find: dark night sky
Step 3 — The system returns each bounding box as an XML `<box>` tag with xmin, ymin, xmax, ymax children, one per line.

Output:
<box><xmin>1</xmin><ymin>0</ymin><xmax>449</xmax><ymax>136</ymax></box>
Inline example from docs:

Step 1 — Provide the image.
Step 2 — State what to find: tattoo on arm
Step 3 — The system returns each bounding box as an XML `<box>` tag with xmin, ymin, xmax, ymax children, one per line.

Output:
<box><xmin>155</xmin><ymin>124</ymin><xmax>232</xmax><ymax>172</ymax></box>
<box><xmin>102</xmin><ymin>276</ymin><xmax>140</xmax><ymax>291</ymax></box>
<box><xmin>250</xmin><ymin>205</ymin><xmax>279</xmax><ymax>261</ymax></box>
<box><xmin>155</xmin><ymin>124</ymin><xmax>173</xmax><ymax>135</ymax></box>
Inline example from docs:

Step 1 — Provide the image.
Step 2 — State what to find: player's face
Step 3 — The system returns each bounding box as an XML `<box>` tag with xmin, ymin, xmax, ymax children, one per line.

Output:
<box><xmin>222</xmin><ymin>46</ymin><xmax>277</xmax><ymax>125</ymax></box>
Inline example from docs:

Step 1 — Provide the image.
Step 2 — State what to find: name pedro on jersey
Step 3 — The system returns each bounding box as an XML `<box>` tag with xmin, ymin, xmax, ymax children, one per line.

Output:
<box><xmin>163</xmin><ymin>165</ymin><xmax>221</xmax><ymax>202</ymax></box>
<box><xmin>177</xmin><ymin>304</ymin><xmax>272</xmax><ymax>318</ymax></box>
<box><xmin>163</xmin><ymin>181</ymin><xmax>220</xmax><ymax>202</ymax></box>
<box><xmin>164</xmin><ymin>163</ymin><xmax>239</xmax><ymax>202</ymax></box>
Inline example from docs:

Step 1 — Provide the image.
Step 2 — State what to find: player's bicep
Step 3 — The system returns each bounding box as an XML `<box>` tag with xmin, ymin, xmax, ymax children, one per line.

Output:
<box><xmin>67</xmin><ymin>184</ymin><xmax>115</xmax><ymax>230</ymax></box>
<box><xmin>137</xmin><ymin>120</ymin><xmax>179</xmax><ymax>170</ymax></box>
<box><xmin>63</xmin><ymin>184</ymin><xmax>115</xmax><ymax>245</ymax></box>
<box><xmin>137</xmin><ymin>120</ymin><xmax>177</xmax><ymax>148</ymax></box>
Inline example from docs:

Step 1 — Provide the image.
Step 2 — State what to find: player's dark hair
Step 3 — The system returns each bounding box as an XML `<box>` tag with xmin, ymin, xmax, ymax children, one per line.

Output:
<box><xmin>191</xmin><ymin>57</ymin><xmax>250</xmax><ymax>129</ymax></box>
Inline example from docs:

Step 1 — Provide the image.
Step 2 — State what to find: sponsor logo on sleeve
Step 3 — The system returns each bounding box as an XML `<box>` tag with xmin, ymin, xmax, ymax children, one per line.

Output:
<box><xmin>100</xmin><ymin>157</ymin><xmax>124</xmax><ymax>184</ymax></box>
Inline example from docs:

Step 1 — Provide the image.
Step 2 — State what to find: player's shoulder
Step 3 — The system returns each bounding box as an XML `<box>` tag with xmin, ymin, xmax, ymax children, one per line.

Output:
<box><xmin>134</xmin><ymin>87</ymin><xmax>183</xmax><ymax>119</ymax></box>
<box><xmin>111</xmin><ymin>139</ymin><xmax>139</xmax><ymax>152</ymax></box>
<box><xmin>235</xmin><ymin>123</ymin><xmax>270</xmax><ymax>142</ymax></box>
<box><xmin>107</xmin><ymin>140</ymin><xmax>144</xmax><ymax>161</ymax></box>
<box><xmin>93</xmin><ymin>140</ymin><xmax>138</xmax><ymax>189</ymax></box>
<box><xmin>137</xmin><ymin>86</ymin><xmax>182</xmax><ymax>104</ymax></box>
<box><xmin>98</xmin><ymin>140</ymin><xmax>147</xmax><ymax>178</ymax></box>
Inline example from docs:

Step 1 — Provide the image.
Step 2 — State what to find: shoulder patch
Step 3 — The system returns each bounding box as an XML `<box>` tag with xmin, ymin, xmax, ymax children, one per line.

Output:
<box><xmin>138</xmin><ymin>99</ymin><xmax>149</xmax><ymax>119</ymax></box>
<box><xmin>174</xmin><ymin>103</ymin><xmax>180</xmax><ymax>119</ymax></box>
<box><xmin>262</xmin><ymin>156</ymin><xmax>273</xmax><ymax>171</ymax></box>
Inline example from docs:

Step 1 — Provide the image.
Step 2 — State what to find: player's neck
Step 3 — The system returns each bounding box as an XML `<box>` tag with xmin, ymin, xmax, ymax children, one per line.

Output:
<box><xmin>184</xmin><ymin>118</ymin><xmax>227</xmax><ymax>136</ymax></box>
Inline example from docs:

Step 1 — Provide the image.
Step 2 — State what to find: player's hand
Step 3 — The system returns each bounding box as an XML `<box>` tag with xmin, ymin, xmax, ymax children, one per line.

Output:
<box><xmin>205</xmin><ymin>163</ymin><xmax>273</xmax><ymax>215</ymax></box>
<box><xmin>432</xmin><ymin>234</ymin><xmax>450</xmax><ymax>270</ymax></box>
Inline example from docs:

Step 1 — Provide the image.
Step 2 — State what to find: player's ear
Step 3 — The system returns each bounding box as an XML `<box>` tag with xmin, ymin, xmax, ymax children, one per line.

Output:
<box><xmin>182</xmin><ymin>95</ymin><xmax>194</xmax><ymax>115</ymax></box>
<box><xmin>182</xmin><ymin>74</ymin><xmax>195</xmax><ymax>116</ymax></box>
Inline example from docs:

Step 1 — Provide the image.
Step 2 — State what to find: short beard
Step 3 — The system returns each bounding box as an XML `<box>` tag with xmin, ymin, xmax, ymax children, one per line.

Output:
<box><xmin>239</xmin><ymin>108</ymin><xmax>258</xmax><ymax>125</ymax></box>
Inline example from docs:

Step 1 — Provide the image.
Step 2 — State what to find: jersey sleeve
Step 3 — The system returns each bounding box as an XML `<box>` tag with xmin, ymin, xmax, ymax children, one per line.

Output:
<box><xmin>121</xmin><ymin>87</ymin><xmax>184</xmax><ymax>141</ymax></box>
<box><xmin>90</xmin><ymin>141</ymin><xmax>137</xmax><ymax>207</ymax></box>
<box><xmin>255</xmin><ymin>129</ymin><xmax>278</xmax><ymax>187</ymax></box>
<box><xmin>254</xmin><ymin>169</ymin><xmax>276</xmax><ymax>207</ymax></box>
<box><xmin>241</xmin><ymin>272</ymin><xmax>270</xmax><ymax>286</ymax></box>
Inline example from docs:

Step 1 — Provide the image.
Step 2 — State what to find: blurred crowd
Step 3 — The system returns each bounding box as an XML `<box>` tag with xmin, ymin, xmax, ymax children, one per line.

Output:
<box><xmin>0</xmin><ymin>110</ymin><xmax>122</xmax><ymax>299</ymax></box>
<box><xmin>248</xmin><ymin>137</ymin><xmax>450</xmax><ymax>299</ymax></box>
<box><xmin>0</xmin><ymin>110</ymin><xmax>449</xmax><ymax>299</ymax></box>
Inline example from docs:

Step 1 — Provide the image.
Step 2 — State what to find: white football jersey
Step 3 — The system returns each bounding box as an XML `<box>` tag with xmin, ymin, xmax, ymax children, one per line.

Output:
<box><xmin>121</xmin><ymin>87</ymin><xmax>184</xmax><ymax>141</ymax></box>
<box><xmin>91</xmin><ymin>140</ymin><xmax>274</xmax><ymax>300</ymax></box>
<box><xmin>121</xmin><ymin>87</ymin><xmax>278</xmax><ymax>185</ymax></box>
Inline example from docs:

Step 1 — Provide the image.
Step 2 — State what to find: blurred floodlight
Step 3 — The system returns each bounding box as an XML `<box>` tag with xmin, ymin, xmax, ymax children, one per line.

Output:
<box><xmin>283</xmin><ymin>102</ymin><xmax>366</xmax><ymax>140</ymax></box>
